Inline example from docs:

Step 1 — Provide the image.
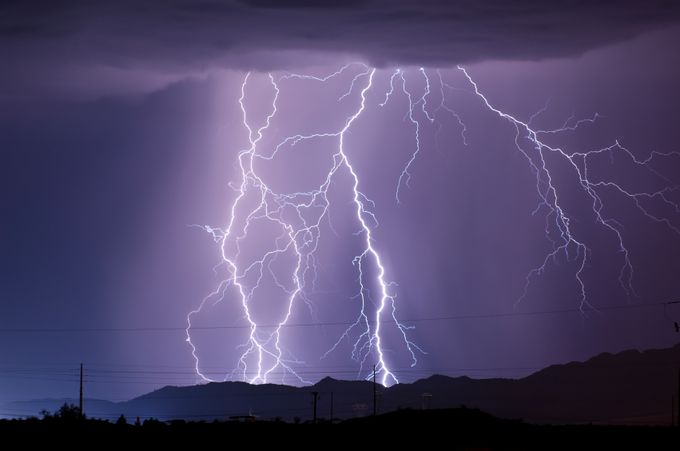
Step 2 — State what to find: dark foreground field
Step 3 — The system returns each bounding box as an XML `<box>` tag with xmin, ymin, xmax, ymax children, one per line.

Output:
<box><xmin>1</xmin><ymin>407</ymin><xmax>677</xmax><ymax>449</ymax></box>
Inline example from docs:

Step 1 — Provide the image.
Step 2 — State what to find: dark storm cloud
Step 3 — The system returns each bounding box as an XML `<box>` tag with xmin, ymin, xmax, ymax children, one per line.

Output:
<box><xmin>1</xmin><ymin>0</ymin><xmax>679</xmax><ymax>102</ymax></box>
<box><xmin>239</xmin><ymin>0</ymin><xmax>369</xmax><ymax>9</ymax></box>
<box><xmin>2</xmin><ymin>0</ymin><xmax>680</xmax><ymax>71</ymax></box>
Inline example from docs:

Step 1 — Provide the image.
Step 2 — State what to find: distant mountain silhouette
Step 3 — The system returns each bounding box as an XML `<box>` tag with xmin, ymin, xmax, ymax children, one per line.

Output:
<box><xmin>5</xmin><ymin>344</ymin><xmax>680</xmax><ymax>424</ymax></box>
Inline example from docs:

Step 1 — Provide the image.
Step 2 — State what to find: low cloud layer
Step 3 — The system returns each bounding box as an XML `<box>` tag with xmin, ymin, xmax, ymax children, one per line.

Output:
<box><xmin>2</xmin><ymin>0</ymin><xmax>679</xmax><ymax>99</ymax></box>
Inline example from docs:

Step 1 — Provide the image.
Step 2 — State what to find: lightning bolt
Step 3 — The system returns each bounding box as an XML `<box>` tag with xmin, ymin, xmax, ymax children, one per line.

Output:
<box><xmin>187</xmin><ymin>66</ymin><xmax>427</xmax><ymax>386</ymax></box>
<box><xmin>455</xmin><ymin>66</ymin><xmax>680</xmax><ymax>310</ymax></box>
<box><xmin>187</xmin><ymin>64</ymin><xmax>678</xmax><ymax>387</ymax></box>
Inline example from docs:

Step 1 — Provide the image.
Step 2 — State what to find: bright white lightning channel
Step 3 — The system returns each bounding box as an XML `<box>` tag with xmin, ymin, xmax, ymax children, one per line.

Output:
<box><xmin>456</xmin><ymin>66</ymin><xmax>680</xmax><ymax>310</ymax></box>
<box><xmin>186</xmin><ymin>64</ymin><xmax>679</xmax><ymax>386</ymax></box>
<box><xmin>187</xmin><ymin>65</ymin><xmax>425</xmax><ymax>386</ymax></box>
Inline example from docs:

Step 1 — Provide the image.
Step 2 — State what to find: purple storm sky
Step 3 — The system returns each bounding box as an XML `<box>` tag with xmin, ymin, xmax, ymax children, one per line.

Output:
<box><xmin>1</xmin><ymin>1</ymin><xmax>680</xmax><ymax>402</ymax></box>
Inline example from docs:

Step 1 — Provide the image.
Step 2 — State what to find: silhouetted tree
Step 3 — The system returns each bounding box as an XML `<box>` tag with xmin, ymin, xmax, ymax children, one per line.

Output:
<box><xmin>116</xmin><ymin>414</ymin><xmax>127</xmax><ymax>426</ymax></box>
<box><xmin>142</xmin><ymin>418</ymin><xmax>162</xmax><ymax>429</ymax></box>
<box><xmin>54</xmin><ymin>403</ymin><xmax>83</xmax><ymax>421</ymax></box>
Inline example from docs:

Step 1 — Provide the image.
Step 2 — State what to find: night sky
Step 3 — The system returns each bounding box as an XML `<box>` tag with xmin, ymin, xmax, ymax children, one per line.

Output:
<box><xmin>2</xmin><ymin>1</ymin><xmax>680</xmax><ymax>403</ymax></box>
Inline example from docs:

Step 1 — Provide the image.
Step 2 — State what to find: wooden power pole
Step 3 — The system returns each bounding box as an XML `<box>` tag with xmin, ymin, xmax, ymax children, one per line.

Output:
<box><xmin>330</xmin><ymin>392</ymin><xmax>334</xmax><ymax>423</ymax></box>
<box><xmin>79</xmin><ymin>363</ymin><xmax>84</xmax><ymax>418</ymax></box>
<box><xmin>311</xmin><ymin>391</ymin><xmax>318</xmax><ymax>424</ymax></box>
<box><xmin>373</xmin><ymin>364</ymin><xmax>377</xmax><ymax>417</ymax></box>
<box><xmin>672</xmin><ymin>395</ymin><xmax>676</xmax><ymax>427</ymax></box>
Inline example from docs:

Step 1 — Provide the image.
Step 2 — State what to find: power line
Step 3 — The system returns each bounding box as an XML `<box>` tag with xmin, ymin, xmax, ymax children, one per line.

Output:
<box><xmin>0</xmin><ymin>300</ymin><xmax>674</xmax><ymax>333</ymax></box>
<box><xmin>1</xmin><ymin>359</ymin><xmax>679</xmax><ymax>387</ymax></box>
<box><xmin>5</xmin><ymin>359</ymin><xmax>680</xmax><ymax>376</ymax></box>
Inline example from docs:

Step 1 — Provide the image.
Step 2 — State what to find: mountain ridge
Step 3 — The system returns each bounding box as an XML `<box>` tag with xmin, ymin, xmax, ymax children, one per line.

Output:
<box><xmin>4</xmin><ymin>344</ymin><xmax>679</xmax><ymax>425</ymax></box>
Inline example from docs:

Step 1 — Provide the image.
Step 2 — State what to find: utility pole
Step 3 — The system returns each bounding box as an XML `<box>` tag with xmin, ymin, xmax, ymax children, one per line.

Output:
<box><xmin>672</xmin><ymin>395</ymin><xmax>675</xmax><ymax>427</ymax></box>
<box><xmin>329</xmin><ymin>392</ymin><xmax>334</xmax><ymax>423</ymax></box>
<box><xmin>665</xmin><ymin>301</ymin><xmax>680</xmax><ymax>428</ymax></box>
<box><xmin>373</xmin><ymin>364</ymin><xmax>377</xmax><ymax>417</ymax></box>
<box><xmin>79</xmin><ymin>363</ymin><xmax>84</xmax><ymax>418</ymax></box>
<box><xmin>311</xmin><ymin>391</ymin><xmax>318</xmax><ymax>424</ymax></box>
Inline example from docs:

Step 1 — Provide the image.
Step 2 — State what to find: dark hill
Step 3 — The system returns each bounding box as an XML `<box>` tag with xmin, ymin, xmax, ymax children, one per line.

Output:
<box><xmin>5</xmin><ymin>344</ymin><xmax>679</xmax><ymax>424</ymax></box>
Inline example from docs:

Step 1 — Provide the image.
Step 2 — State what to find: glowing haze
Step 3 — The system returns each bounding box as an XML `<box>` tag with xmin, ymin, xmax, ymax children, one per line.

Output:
<box><xmin>182</xmin><ymin>63</ymin><xmax>680</xmax><ymax>387</ymax></box>
<box><xmin>1</xmin><ymin>1</ymin><xmax>680</xmax><ymax>402</ymax></box>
